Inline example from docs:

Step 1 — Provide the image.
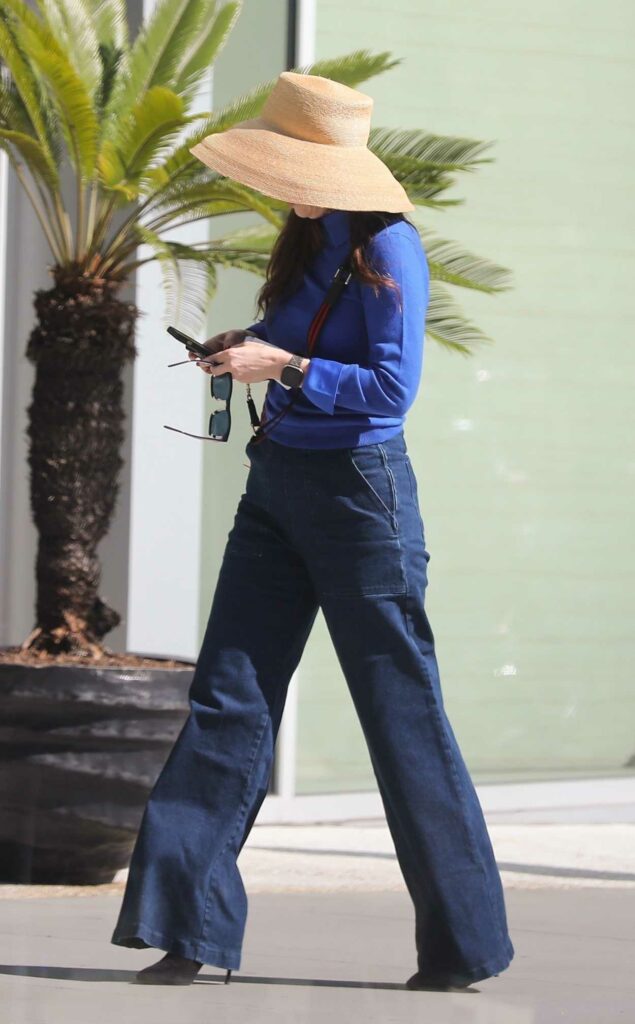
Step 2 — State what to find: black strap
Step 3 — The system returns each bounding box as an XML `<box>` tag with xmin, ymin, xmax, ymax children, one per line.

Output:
<box><xmin>248</xmin><ymin>254</ymin><xmax>353</xmax><ymax>440</ymax></box>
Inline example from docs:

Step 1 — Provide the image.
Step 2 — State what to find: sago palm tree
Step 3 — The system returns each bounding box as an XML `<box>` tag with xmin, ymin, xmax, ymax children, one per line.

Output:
<box><xmin>0</xmin><ymin>0</ymin><xmax>511</xmax><ymax>659</ymax></box>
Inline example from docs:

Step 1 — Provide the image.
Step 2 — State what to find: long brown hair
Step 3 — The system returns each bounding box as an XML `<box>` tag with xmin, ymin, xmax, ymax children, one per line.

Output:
<box><xmin>254</xmin><ymin>209</ymin><xmax>411</xmax><ymax>319</ymax></box>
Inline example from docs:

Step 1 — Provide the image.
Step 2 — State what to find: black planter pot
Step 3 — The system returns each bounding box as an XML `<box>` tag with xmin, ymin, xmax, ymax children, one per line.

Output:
<box><xmin>0</xmin><ymin>656</ymin><xmax>196</xmax><ymax>884</ymax></box>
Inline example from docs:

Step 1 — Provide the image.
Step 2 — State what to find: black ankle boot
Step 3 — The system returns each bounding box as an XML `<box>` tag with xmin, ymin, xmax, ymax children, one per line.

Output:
<box><xmin>405</xmin><ymin>970</ymin><xmax>474</xmax><ymax>992</ymax></box>
<box><xmin>135</xmin><ymin>951</ymin><xmax>204</xmax><ymax>985</ymax></box>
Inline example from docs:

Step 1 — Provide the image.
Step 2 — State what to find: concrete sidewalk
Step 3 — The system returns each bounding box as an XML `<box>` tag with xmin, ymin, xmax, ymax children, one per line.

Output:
<box><xmin>1</xmin><ymin>816</ymin><xmax>635</xmax><ymax>1022</ymax></box>
<box><xmin>2</xmin><ymin>820</ymin><xmax>634</xmax><ymax>901</ymax></box>
<box><xmin>1</xmin><ymin>886</ymin><xmax>633</xmax><ymax>1023</ymax></box>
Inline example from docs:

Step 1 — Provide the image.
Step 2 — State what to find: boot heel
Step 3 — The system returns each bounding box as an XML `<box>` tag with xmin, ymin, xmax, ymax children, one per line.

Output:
<box><xmin>225</xmin><ymin>969</ymin><xmax>232</xmax><ymax>984</ymax></box>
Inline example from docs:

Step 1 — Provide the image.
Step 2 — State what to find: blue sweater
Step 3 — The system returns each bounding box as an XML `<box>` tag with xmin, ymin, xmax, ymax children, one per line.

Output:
<box><xmin>245</xmin><ymin>209</ymin><xmax>430</xmax><ymax>449</ymax></box>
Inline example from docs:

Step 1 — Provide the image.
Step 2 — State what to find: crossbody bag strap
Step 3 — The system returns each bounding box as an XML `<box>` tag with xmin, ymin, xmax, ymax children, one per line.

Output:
<box><xmin>247</xmin><ymin>254</ymin><xmax>353</xmax><ymax>443</ymax></box>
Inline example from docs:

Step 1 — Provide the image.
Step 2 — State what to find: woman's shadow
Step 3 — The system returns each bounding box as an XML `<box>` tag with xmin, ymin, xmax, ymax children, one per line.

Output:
<box><xmin>0</xmin><ymin>962</ymin><xmax>479</xmax><ymax>992</ymax></box>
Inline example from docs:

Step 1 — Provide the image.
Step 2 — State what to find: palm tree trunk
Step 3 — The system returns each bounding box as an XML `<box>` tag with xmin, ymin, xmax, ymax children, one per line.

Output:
<box><xmin>22</xmin><ymin>264</ymin><xmax>138</xmax><ymax>656</ymax></box>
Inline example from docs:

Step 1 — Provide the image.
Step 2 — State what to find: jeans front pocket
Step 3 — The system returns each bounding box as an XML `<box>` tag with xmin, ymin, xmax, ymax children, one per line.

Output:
<box><xmin>347</xmin><ymin>443</ymin><xmax>398</xmax><ymax>532</ymax></box>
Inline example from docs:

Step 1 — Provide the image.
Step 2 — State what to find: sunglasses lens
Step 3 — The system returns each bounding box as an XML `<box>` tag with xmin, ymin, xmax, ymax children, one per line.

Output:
<box><xmin>211</xmin><ymin>372</ymin><xmax>232</xmax><ymax>400</ymax></box>
<box><xmin>209</xmin><ymin>409</ymin><xmax>230</xmax><ymax>439</ymax></box>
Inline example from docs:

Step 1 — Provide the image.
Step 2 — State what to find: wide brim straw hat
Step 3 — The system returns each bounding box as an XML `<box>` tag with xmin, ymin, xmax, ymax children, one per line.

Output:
<box><xmin>189</xmin><ymin>71</ymin><xmax>415</xmax><ymax>214</ymax></box>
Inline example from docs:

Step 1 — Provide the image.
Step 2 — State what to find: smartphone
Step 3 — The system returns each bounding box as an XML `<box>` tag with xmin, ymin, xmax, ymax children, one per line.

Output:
<box><xmin>167</xmin><ymin>325</ymin><xmax>213</xmax><ymax>358</ymax></box>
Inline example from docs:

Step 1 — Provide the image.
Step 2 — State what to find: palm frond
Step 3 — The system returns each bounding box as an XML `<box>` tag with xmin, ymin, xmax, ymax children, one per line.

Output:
<box><xmin>0</xmin><ymin>127</ymin><xmax>59</xmax><ymax>190</ymax></box>
<box><xmin>416</xmin><ymin>228</ymin><xmax>513</xmax><ymax>295</ymax></box>
<box><xmin>173</xmin><ymin>1</ymin><xmax>242</xmax><ymax>105</ymax></box>
<box><xmin>293</xmin><ymin>48</ymin><xmax>402</xmax><ymax>88</ymax></box>
<box><xmin>93</xmin><ymin>39</ymin><xmax>126</xmax><ymax>121</ymax></box>
<box><xmin>425</xmin><ymin>282</ymin><xmax>497</xmax><ymax>356</ymax></box>
<box><xmin>100</xmin><ymin>175</ymin><xmax>282</xmax><ymax>273</ymax></box>
<box><xmin>103</xmin><ymin>0</ymin><xmax>213</xmax><ymax>129</ymax></box>
<box><xmin>151</xmin><ymin>0</ymin><xmax>229</xmax><ymax>99</ymax></box>
<box><xmin>196</xmin><ymin>246</ymin><xmax>270</xmax><ymax>276</ymax></box>
<box><xmin>370</xmin><ymin>126</ymin><xmax>496</xmax><ymax>208</ymax></box>
<box><xmin>0</xmin><ymin>77</ymin><xmax>32</xmax><ymax>134</ymax></box>
<box><xmin>81</xmin><ymin>0</ymin><xmax>129</xmax><ymax>50</ymax></box>
<box><xmin>0</xmin><ymin>12</ymin><xmax>58</xmax><ymax>171</ymax></box>
<box><xmin>135</xmin><ymin>223</ymin><xmax>219</xmax><ymax>334</ymax></box>
<box><xmin>370</xmin><ymin>126</ymin><xmax>495</xmax><ymax>171</ymax></box>
<box><xmin>98</xmin><ymin>86</ymin><xmax>189</xmax><ymax>188</ymax></box>
<box><xmin>208</xmin><ymin>221</ymin><xmax>279</xmax><ymax>253</ymax></box>
<box><xmin>144</xmin><ymin>177</ymin><xmax>285</xmax><ymax>232</ymax></box>
<box><xmin>18</xmin><ymin>19</ymin><xmax>98</xmax><ymax>178</ymax></box>
<box><xmin>381</xmin><ymin>153</ymin><xmax>467</xmax><ymax>209</ymax></box>
<box><xmin>34</xmin><ymin>0</ymin><xmax>102</xmax><ymax>98</ymax></box>
<box><xmin>1</xmin><ymin>0</ymin><xmax>54</xmax><ymax>45</ymax></box>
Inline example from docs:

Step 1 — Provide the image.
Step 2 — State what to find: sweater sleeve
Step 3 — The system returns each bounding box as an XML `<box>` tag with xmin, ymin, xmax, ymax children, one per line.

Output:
<box><xmin>300</xmin><ymin>229</ymin><xmax>430</xmax><ymax>417</ymax></box>
<box><xmin>244</xmin><ymin>318</ymin><xmax>269</xmax><ymax>341</ymax></box>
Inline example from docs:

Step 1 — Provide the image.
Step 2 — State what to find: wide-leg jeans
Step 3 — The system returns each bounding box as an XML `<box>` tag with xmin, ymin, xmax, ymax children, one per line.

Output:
<box><xmin>110</xmin><ymin>429</ymin><xmax>515</xmax><ymax>985</ymax></box>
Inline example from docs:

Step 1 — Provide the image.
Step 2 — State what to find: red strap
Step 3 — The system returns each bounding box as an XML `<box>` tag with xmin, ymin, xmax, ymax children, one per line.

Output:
<box><xmin>249</xmin><ymin>294</ymin><xmax>332</xmax><ymax>445</ymax></box>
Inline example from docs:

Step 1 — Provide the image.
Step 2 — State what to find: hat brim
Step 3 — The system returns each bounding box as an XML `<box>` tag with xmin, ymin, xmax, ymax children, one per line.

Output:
<box><xmin>189</xmin><ymin>117</ymin><xmax>415</xmax><ymax>213</ymax></box>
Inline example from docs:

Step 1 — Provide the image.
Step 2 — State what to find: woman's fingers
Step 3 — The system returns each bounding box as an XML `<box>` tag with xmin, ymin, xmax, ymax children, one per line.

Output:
<box><xmin>189</xmin><ymin>336</ymin><xmax>222</xmax><ymax>372</ymax></box>
<box><xmin>187</xmin><ymin>330</ymin><xmax>246</xmax><ymax>373</ymax></box>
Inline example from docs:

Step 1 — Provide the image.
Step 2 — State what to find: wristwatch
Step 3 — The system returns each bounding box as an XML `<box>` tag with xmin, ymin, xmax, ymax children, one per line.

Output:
<box><xmin>280</xmin><ymin>353</ymin><xmax>305</xmax><ymax>389</ymax></box>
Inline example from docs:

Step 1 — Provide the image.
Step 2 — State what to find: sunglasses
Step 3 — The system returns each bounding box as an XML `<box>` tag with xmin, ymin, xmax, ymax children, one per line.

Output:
<box><xmin>164</xmin><ymin>357</ymin><xmax>232</xmax><ymax>442</ymax></box>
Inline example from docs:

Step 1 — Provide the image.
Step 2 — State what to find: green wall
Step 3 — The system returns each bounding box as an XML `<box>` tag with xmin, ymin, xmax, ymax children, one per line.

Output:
<box><xmin>294</xmin><ymin>0</ymin><xmax>635</xmax><ymax>790</ymax></box>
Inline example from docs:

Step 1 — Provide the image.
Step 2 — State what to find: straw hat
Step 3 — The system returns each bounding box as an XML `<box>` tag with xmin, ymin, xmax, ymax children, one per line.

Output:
<box><xmin>189</xmin><ymin>71</ymin><xmax>415</xmax><ymax>213</ymax></box>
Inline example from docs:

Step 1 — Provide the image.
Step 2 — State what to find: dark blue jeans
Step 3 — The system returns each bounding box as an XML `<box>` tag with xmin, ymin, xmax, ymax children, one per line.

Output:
<box><xmin>111</xmin><ymin>429</ymin><xmax>514</xmax><ymax>985</ymax></box>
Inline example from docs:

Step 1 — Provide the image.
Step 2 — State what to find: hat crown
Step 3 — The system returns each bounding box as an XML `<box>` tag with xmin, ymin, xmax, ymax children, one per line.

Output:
<box><xmin>261</xmin><ymin>72</ymin><xmax>373</xmax><ymax>148</ymax></box>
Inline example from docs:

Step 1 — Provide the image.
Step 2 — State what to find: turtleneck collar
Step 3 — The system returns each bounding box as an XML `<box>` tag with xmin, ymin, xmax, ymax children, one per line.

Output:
<box><xmin>318</xmin><ymin>209</ymin><xmax>351</xmax><ymax>247</ymax></box>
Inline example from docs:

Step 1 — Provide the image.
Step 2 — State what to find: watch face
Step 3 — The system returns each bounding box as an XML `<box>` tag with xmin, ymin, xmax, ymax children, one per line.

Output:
<box><xmin>281</xmin><ymin>364</ymin><xmax>304</xmax><ymax>387</ymax></box>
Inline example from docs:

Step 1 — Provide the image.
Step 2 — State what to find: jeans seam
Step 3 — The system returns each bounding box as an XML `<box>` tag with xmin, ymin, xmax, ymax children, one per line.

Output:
<box><xmin>400</xmin><ymin>593</ymin><xmax>508</xmax><ymax>951</ymax></box>
<box><xmin>405</xmin><ymin>457</ymin><xmax>425</xmax><ymax>544</ymax></box>
<box><xmin>196</xmin><ymin>709</ymin><xmax>270</xmax><ymax>949</ymax></box>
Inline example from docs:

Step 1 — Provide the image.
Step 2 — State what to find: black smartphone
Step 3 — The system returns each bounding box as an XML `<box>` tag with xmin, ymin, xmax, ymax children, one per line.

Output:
<box><xmin>167</xmin><ymin>325</ymin><xmax>212</xmax><ymax>358</ymax></box>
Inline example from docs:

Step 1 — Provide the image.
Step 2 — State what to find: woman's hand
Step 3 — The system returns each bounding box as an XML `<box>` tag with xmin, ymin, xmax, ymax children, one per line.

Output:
<box><xmin>203</xmin><ymin>340</ymin><xmax>290</xmax><ymax>385</ymax></box>
<box><xmin>188</xmin><ymin>329</ymin><xmax>248</xmax><ymax>375</ymax></box>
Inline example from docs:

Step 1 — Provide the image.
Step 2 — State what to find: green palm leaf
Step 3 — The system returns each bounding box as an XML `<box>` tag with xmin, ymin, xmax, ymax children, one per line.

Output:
<box><xmin>0</xmin><ymin>127</ymin><xmax>59</xmax><ymax>189</ymax></box>
<box><xmin>0</xmin><ymin>79</ymin><xmax>33</xmax><ymax>135</ymax></box>
<box><xmin>93</xmin><ymin>39</ymin><xmax>126</xmax><ymax>122</ymax></box>
<box><xmin>208</xmin><ymin>221</ymin><xmax>279</xmax><ymax>253</ymax></box>
<box><xmin>295</xmin><ymin>49</ymin><xmax>403</xmax><ymax>88</ymax></box>
<box><xmin>98</xmin><ymin>86</ymin><xmax>190</xmax><ymax>189</ymax></box>
<box><xmin>34</xmin><ymin>0</ymin><xmax>102</xmax><ymax>97</ymax></box>
<box><xmin>417</xmin><ymin>228</ymin><xmax>513</xmax><ymax>295</ymax></box>
<box><xmin>174</xmin><ymin>1</ymin><xmax>241</xmax><ymax>104</ymax></box>
<box><xmin>135</xmin><ymin>223</ymin><xmax>219</xmax><ymax>333</ymax></box>
<box><xmin>81</xmin><ymin>0</ymin><xmax>129</xmax><ymax>49</ymax></box>
<box><xmin>199</xmin><ymin>247</ymin><xmax>270</xmax><ymax>276</ymax></box>
<box><xmin>18</xmin><ymin>20</ymin><xmax>98</xmax><ymax>177</ymax></box>
<box><xmin>151</xmin><ymin>0</ymin><xmax>231</xmax><ymax>96</ymax></box>
<box><xmin>369</xmin><ymin>126</ymin><xmax>495</xmax><ymax>208</ymax></box>
<box><xmin>370</xmin><ymin>125</ymin><xmax>494</xmax><ymax>172</ymax></box>
<box><xmin>0</xmin><ymin>13</ymin><xmax>58</xmax><ymax>171</ymax></box>
<box><xmin>104</xmin><ymin>0</ymin><xmax>227</xmax><ymax>130</ymax></box>
<box><xmin>425</xmin><ymin>282</ymin><xmax>496</xmax><ymax>356</ymax></box>
<box><xmin>147</xmin><ymin>176</ymin><xmax>283</xmax><ymax>224</ymax></box>
<box><xmin>100</xmin><ymin>176</ymin><xmax>284</xmax><ymax>274</ymax></box>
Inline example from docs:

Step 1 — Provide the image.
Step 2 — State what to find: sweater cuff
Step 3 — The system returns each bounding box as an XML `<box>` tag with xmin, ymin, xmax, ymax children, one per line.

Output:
<box><xmin>244</xmin><ymin>320</ymin><xmax>267</xmax><ymax>340</ymax></box>
<box><xmin>301</xmin><ymin>357</ymin><xmax>346</xmax><ymax>415</ymax></box>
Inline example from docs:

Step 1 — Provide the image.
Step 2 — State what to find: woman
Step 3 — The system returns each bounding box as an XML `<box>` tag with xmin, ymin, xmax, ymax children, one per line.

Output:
<box><xmin>111</xmin><ymin>72</ymin><xmax>515</xmax><ymax>991</ymax></box>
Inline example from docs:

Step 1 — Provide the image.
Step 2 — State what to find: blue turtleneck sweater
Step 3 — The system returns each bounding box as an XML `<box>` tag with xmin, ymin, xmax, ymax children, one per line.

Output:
<box><xmin>245</xmin><ymin>209</ymin><xmax>430</xmax><ymax>449</ymax></box>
